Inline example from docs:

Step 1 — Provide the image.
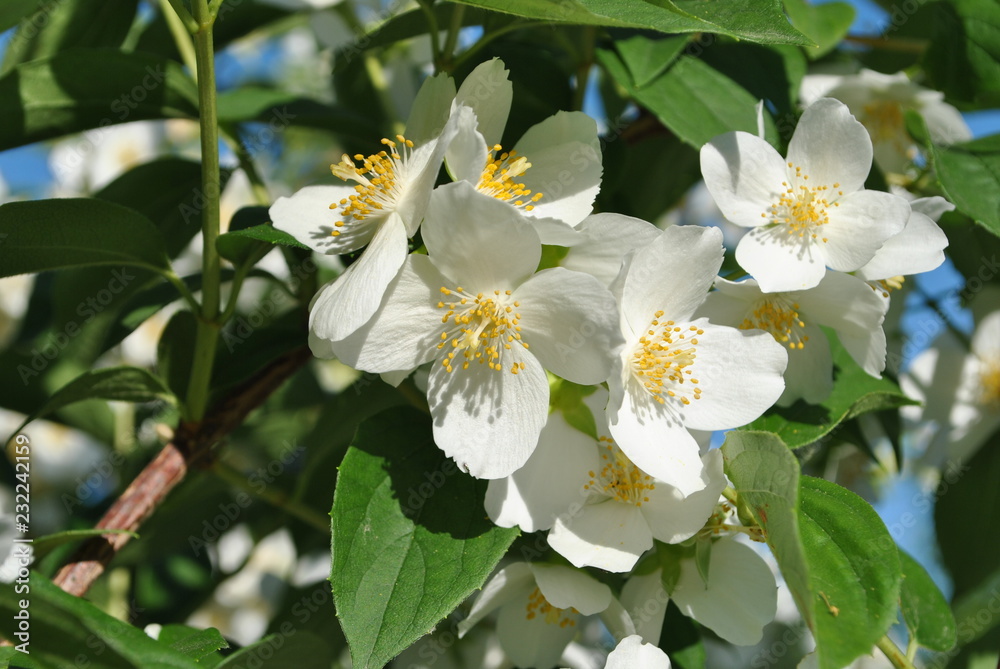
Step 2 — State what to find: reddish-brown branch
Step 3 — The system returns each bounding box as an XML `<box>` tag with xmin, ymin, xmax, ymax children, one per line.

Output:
<box><xmin>51</xmin><ymin>346</ymin><xmax>312</xmax><ymax>598</ymax></box>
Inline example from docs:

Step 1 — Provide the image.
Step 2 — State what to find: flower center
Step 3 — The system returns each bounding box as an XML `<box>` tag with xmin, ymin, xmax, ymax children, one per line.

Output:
<box><xmin>583</xmin><ymin>436</ymin><xmax>655</xmax><ymax>506</ymax></box>
<box><xmin>762</xmin><ymin>163</ymin><xmax>843</xmax><ymax>242</ymax></box>
<box><xmin>871</xmin><ymin>275</ymin><xmax>905</xmax><ymax>298</ymax></box>
<box><xmin>631</xmin><ymin>311</ymin><xmax>702</xmax><ymax>405</ymax></box>
<box><xmin>476</xmin><ymin>144</ymin><xmax>543</xmax><ymax>211</ymax></box>
<box><xmin>525</xmin><ymin>587</ymin><xmax>578</xmax><ymax>628</ymax></box>
<box><xmin>327</xmin><ymin>135</ymin><xmax>414</xmax><ymax>235</ymax></box>
<box><xmin>436</xmin><ymin>286</ymin><xmax>528</xmax><ymax>374</ymax></box>
<box><xmin>739</xmin><ymin>298</ymin><xmax>809</xmax><ymax>350</ymax></box>
<box><xmin>980</xmin><ymin>358</ymin><xmax>1000</xmax><ymax>409</ymax></box>
<box><xmin>862</xmin><ymin>100</ymin><xmax>905</xmax><ymax>142</ymax></box>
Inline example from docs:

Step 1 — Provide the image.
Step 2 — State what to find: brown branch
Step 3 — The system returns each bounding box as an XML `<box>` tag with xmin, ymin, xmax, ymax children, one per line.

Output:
<box><xmin>51</xmin><ymin>346</ymin><xmax>312</xmax><ymax>598</ymax></box>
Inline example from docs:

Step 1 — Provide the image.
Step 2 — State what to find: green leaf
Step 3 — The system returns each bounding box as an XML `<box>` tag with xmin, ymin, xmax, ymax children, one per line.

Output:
<box><xmin>158</xmin><ymin>625</ymin><xmax>229</xmax><ymax>663</ymax></box>
<box><xmin>0</xmin><ymin>198</ymin><xmax>173</xmax><ymax>277</ymax></box>
<box><xmin>744</xmin><ymin>337</ymin><xmax>919</xmax><ymax>449</ymax></box>
<box><xmin>722</xmin><ymin>432</ymin><xmax>903</xmax><ymax>669</ymax></box>
<box><xmin>599</xmin><ymin>48</ymin><xmax>775</xmax><ymax>148</ymax></box>
<box><xmin>217</xmin><ymin>87</ymin><xmax>376</xmax><ymax>139</ymax></box>
<box><xmin>214</xmin><ymin>631</ymin><xmax>335</xmax><ymax>669</ymax></box>
<box><xmin>217</xmin><ymin>221</ymin><xmax>310</xmax><ymax>267</ymax></box>
<box><xmin>331</xmin><ymin>407</ymin><xmax>518</xmax><ymax>669</ymax></box>
<box><xmin>783</xmin><ymin>0</ymin><xmax>855</xmax><ymax>59</ymax></box>
<box><xmin>2</xmin><ymin>0</ymin><xmax>138</xmax><ymax>74</ymax></box>
<box><xmin>658</xmin><ymin>601</ymin><xmax>705</xmax><ymax>669</ymax></box>
<box><xmin>931</xmin><ymin>134</ymin><xmax>1000</xmax><ymax>237</ymax></box>
<box><xmin>29</xmin><ymin>528</ymin><xmax>138</xmax><ymax>563</ymax></box>
<box><xmin>613</xmin><ymin>34</ymin><xmax>688</xmax><ymax>88</ymax></box>
<box><xmin>11</xmin><ymin>366</ymin><xmax>174</xmax><ymax>436</ymax></box>
<box><xmin>951</xmin><ymin>566</ymin><xmax>1000</xmax><ymax>648</ymax></box>
<box><xmin>899</xmin><ymin>549</ymin><xmax>957</xmax><ymax>651</ymax></box>
<box><xmin>0</xmin><ymin>572</ymin><xmax>200</xmax><ymax>669</ymax></box>
<box><xmin>0</xmin><ymin>646</ymin><xmax>47</xmax><ymax>668</ymax></box>
<box><xmin>157</xmin><ymin>311</ymin><xmax>198</xmax><ymax>404</ymax></box>
<box><xmin>0</xmin><ymin>1</ymin><xmax>44</xmax><ymax>35</ymax></box>
<box><xmin>447</xmin><ymin>0</ymin><xmax>811</xmax><ymax>44</ymax></box>
<box><xmin>924</xmin><ymin>0</ymin><xmax>1000</xmax><ymax>104</ymax></box>
<box><xmin>0</xmin><ymin>48</ymin><xmax>198</xmax><ymax>151</ymax></box>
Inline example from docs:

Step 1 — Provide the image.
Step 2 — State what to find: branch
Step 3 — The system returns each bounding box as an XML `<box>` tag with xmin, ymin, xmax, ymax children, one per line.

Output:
<box><xmin>51</xmin><ymin>346</ymin><xmax>312</xmax><ymax>598</ymax></box>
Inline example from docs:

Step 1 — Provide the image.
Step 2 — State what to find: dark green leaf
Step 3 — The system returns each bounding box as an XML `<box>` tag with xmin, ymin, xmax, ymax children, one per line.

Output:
<box><xmin>0</xmin><ymin>1</ymin><xmax>44</xmax><ymax>35</ymax></box>
<box><xmin>951</xmin><ymin>566</ymin><xmax>1000</xmax><ymax>648</ymax></box>
<box><xmin>217</xmin><ymin>223</ymin><xmax>310</xmax><ymax>266</ymax></box>
<box><xmin>158</xmin><ymin>625</ymin><xmax>229</xmax><ymax>662</ymax></box>
<box><xmin>931</xmin><ymin>134</ymin><xmax>1000</xmax><ymax>237</ymax></box>
<box><xmin>658</xmin><ymin>601</ymin><xmax>705</xmax><ymax>669</ymax></box>
<box><xmin>2</xmin><ymin>0</ymin><xmax>138</xmax><ymax>74</ymax></box>
<box><xmin>698</xmin><ymin>42</ymin><xmax>807</xmax><ymax>124</ymax></box>
<box><xmin>29</xmin><ymin>528</ymin><xmax>138</xmax><ymax>563</ymax></box>
<box><xmin>899</xmin><ymin>549</ymin><xmax>957</xmax><ymax>651</ymax></box>
<box><xmin>215</xmin><ymin>631</ymin><xmax>335</xmax><ymax>669</ymax></box>
<box><xmin>599</xmin><ymin>49</ymin><xmax>775</xmax><ymax>148</ymax></box>
<box><xmin>11</xmin><ymin>366</ymin><xmax>174</xmax><ymax>436</ymax></box>
<box><xmin>783</xmin><ymin>0</ymin><xmax>855</xmax><ymax>59</ymax></box>
<box><xmin>924</xmin><ymin>0</ymin><xmax>1000</xmax><ymax>104</ymax></box>
<box><xmin>745</xmin><ymin>337</ymin><xmax>919</xmax><ymax>449</ymax></box>
<box><xmin>0</xmin><ymin>48</ymin><xmax>198</xmax><ymax>151</ymax></box>
<box><xmin>0</xmin><ymin>198</ymin><xmax>173</xmax><ymax>277</ymax></box>
<box><xmin>0</xmin><ymin>646</ymin><xmax>47</xmax><ymax>668</ymax></box>
<box><xmin>613</xmin><ymin>34</ymin><xmax>688</xmax><ymax>88</ymax></box>
<box><xmin>217</xmin><ymin>87</ymin><xmax>377</xmax><ymax>140</ymax></box>
<box><xmin>0</xmin><ymin>572</ymin><xmax>200</xmax><ymax>669</ymax></box>
<box><xmin>157</xmin><ymin>311</ymin><xmax>198</xmax><ymax>404</ymax></box>
<box><xmin>331</xmin><ymin>407</ymin><xmax>518</xmax><ymax>669</ymax></box>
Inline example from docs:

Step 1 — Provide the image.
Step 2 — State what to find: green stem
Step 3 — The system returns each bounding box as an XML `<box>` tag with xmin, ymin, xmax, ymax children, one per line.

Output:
<box><xmin>876</xmin><ymin>635</ymin><xmax>917</xmax><ymax>669</ymax></box>
<box><xmin>721</xmin><ymin>486</ymin><xmax>738</xmax><ymax>505</ymax></box>
<box><xmin>164</xmin><ymin>0</ymin><xmax>198</xmax><ymax>32</ymax></box>
<box><xmin>441</xmin><ymin>4</ymin><xmax>466</xmax><ymax>71</ymax></box>
<box><xmin>571</xmin><ymin>26</ymin><xmax>596</xmax><ymax>112</ymax></box>
<box><xmin>164</xmin><ymin>270</ymin><xmax>201</xmax><ymax>312</ymax></box>
<box><xmin>212</xmin><ymin>461</ymin><xmax>331</xmax><ymax>534</ymax></box>
<box><xmin>159</xmin><ymin>0</ymin><xmax>199</xmax><ymax>77</ymax></box>
<box><xmin>186</xmin><ymin>0</ymin><xmax>223</xmax><ymax>422</ymax></box>
<box><xmin>418</xmin><ymin>0</ymin><xmax>443</xmax><ymax>71</ymax></box>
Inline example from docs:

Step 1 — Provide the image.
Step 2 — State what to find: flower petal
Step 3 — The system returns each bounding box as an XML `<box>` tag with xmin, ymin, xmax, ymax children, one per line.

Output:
<box><xmin>454</xmin><ymin>57</ymin><xmax>512</xmax><ymax>150</ymax></box>
<box><xmin>308</xmin><ymin>213</ymin><xmax>409</xmax><ymax>343</ymax></box>
<box><xmin>671</xmin><ymin>538</ymin><xmax>777</xmax><ymax>645</ymax></box>
<box><xmin>270</xmin><ymin>184</ymin><xmax>378</xmax><ymax>254</ymax></box>
<box><xmin>855</xmin><ymin>199</ymin><xmax>950</xmax><ymax>280</ymax></box>
<box><xmin>458</xmin><ymin>562</ymin><xmax>534</xmax><ymax>638</ymax></box>
<box><xmin>605</xmin><ymin>635</ymin><xmax>672</xmax><ymax>669</ymax></box>
<box><xmin>777</xmin><ymin>322</ymin><xmax>833</xmax><ymax>406</ymax></box>
<box><xmin>529</xmin><ymin>563</ymin><xmax>612</xmax><ymax>614</ymax></box>
<box><xmin>496</xmin><ymin>595</ymin><xmax>578</xmax><ymax>669</ymax></box>
<box><xmin>426</xmin><ymin>345</ymin><xmax>548</xmax><ymax>479</ymax></box>
<box><xmin>700</xmin><ymin>131</ymin><xmax>788</xmax><ymax>228</ymax></box>
<box><xmin>620</xmin><ymin>225</ymin><xmax>724</xmax><ymax>333</ymax></box>
<box><xmin>444</xmin><ymin>108</ymin><xmax>490</xmax><ymax>184</ymax></box>
<box><xmin>330</xmin><ymin>254</ymin><xmax>444</xmax><ymax>372</ymax></box>
<box><xmin>735</xmin><ymin>224</ymin><xmax>827</xmax><ymax>293</ymax></box>
<box><xmin>513</xmin><ymin>267</ymin><xmax>622</xmax><ymax>385</ymax></box>
<box><xmin>422</xmin><ymin>181</ymin><xmax>541</xmax><ymax>293</ymax></box>
<box><xmin>679</xmin><ymin>320</ymin><xmax>787</xmax><ymax>430</ymax></box>
<box><xmin>820</xmin><ymin>190</ymin><xmax>910</xmax><ymax>272</ymax></box>
<box><xmin>404</xmin><ymin>71</ymin><xmax>457</xmax><ymax>146</ymax></box>
<box><xmin>514</xmin><ymin>111</ymin><xmax>603</xmax><ymax>228</ymax></box>
<box><xmin>620</xmin><ymin>570</ymin><xmax>668</xmax><ymax>646</ymax></box>
<box><xmin>485</xmin><ymin>411</ymin><xmax>600</xmax><ymax>532</ymax></box>
<box><xmin>548</xmin><ymin>500</ymin><xmax>653</xmax><ymax>572</ymax></box>
<box><xmin>562</xmin><ymin>213</ymin><xmax>662</xmax><ymax>287</ymax></box>
<box><xmin>787</xmin><ymin>98</ymin><xmax>872</xmax><ymax>195</ymax></box>
<box><xmin>642</xmin><ymin>449</ymin><xmax>726</xmax><ymax>544</ymax></box>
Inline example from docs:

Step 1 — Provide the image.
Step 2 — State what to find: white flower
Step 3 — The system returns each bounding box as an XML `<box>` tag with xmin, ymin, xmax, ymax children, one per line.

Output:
<box><xmin>560</xmin><ymin>213</ymin><xmax>662</xmax><ymax>287</ymax></box>
<box><xmin>700</xmin><ymin>98</ymin><xmax>911</xmax><ymax>293</ymax></box>
<box><xmin>698</xmin><ymin>270</ymin><xmax>889</xmax><ymax>406</ymax></box>
<box><xmin>331</xmin><ymin>181</ymin><xmax>622</xmax><ymax>478</ymax></box>
<box><xmin>607</xmin><ymin>225</ymin><xmax>787</xmax><ymax>494</ymax></box>
<box><xmin>603</xmin><ymin>635</ymin><xmax>671</xmax><ymax>669</ymax></box>
<box><xmin>854</xmin><ymin>196</ymin><xmax>952</xmax><ymax>295</ymax></box>
<box><xmin>49</xmin><ymin>122</ymin><xmax>164</xmax><ymax>194</ymax></box>
<box><xmin>486</xmin><ymin>389</ymin><xmax>727</xmax><ymax>573</ymax></box>
<box><xmin>902</xmin><ymin>309</ymin><xmax>1000</xmax><ymax>468</ymax></box>
<box><xmin>457</xmin><ymin>562</ymin><xmax>618</xmax><ymax>669</ymax></box>
<box><xmin>620</xmin><ymin>537</ymin><xmax>777</xmax><ymax>646</ymax></box>
<box><xmin>270</xmin><ymin>88</ymin><xmax>474</xmax><ymax>344</ymax></box>
<box><xmin>801</xmin><ymin>69</ymin><xmax>972</xmax><ymax>174</ymax></box>
<box><xmin>440</xmin><ymin>59</ymin><xmax>603</xmax><ymax>245</ymax></box>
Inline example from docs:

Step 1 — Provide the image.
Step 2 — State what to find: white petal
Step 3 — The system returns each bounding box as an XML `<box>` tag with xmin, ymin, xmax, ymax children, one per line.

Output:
<box><xmin>973</xmin><ymin>311</ymin><xmax>1000</xmax><ymax>360</ymax></box>
<box><xmin>458</xmin><ymin>562</ymin><xmax>535</xmax><ymax>638</ymax></box>
<box><xmin>605</xmin><ymin>635</ymin><xmax>672</xmax><ymax>669</ymax></box>
<box><xmin>642</xmin><ymin>449</ymin><xmax>727</xmax><ymax>544</ymax></box>
<box><xmin>608</xmin><ymin>374</ymin><xmax>707</xmax><ymax>496</ymax></box>
<box><xmin>404</xmin><ymin>71</ymin><xmax>457</xmax><ymax>146</ymax></box>
<box><xmin>515</xmin><ymin>111</ymin><xmax>603</xmax><ymax>228</ymax></box>
<box><xmin>562</xmin><ymin>213</ymin><xmax>662</xmax><ymax>287</ymax></box>
<box><xmin>530</xmin><ymin>216</ymin><xmax>586</xmax><ymax>246</ymax></box>
<box><xmin>777</xmin><ymin>323</ymin><xmax>833</xmax><ymax>406</ymax></box>
<box><xmin>911</xmin><ymin>195</ymin><xmax>956</xmax><ymax>222</ymax></box>
<box><xmin>513</xmin><ymin>267</ymin><xmax>621</xmax><ymax>384</ymax></box>
<box><xmin>426</xmin><ymin>347</ymin><xmax>548</xmax><ymax>479</ymax></box>
<box><xmin>671</xmin><ymin>538</ymin><xmax>777</xmax><ymax>645</ymax></box>
<box><xmin>330</xmin><ymin>254</ymin><xmax>444</xmax><ymax>372</ymax></box>
<box><xmin>422</xmin><ymin>181</ymin><xmax>541</xmax><ymax>293</ymax></box>
<box><xmin>444</xmin><ymin>108</ymin><xmax>490</xmax><ymax>184</ymax></box>
<box><xmin>308</xmin><ymin>214</ymin><xmax>408</xmax><ymax>343</ymax></box>
<box><xmin>270</xmin><ymin>184</ymin><xmax>378</xmax><ymax>254</ymax></box>
<box><xmin>700</xmin><ymin>131</ymin><xmax>788</xmax><ymax>228</ymax></box>
<box><xmin>679</xmin><ymin>321</ymin><xmax>787</xmax><ymax>430</ymax></box>
<box><xmin>820</xmin><ymin>190</ymin><xmax>910</xmax><ymax>272</ymax></box>
<box><xmin>548</xmin><ymin>500</ymin><xmax>653</xmax><ymax>572</ymax></box>
<box><xmin>787</xmin><ymin>98</ymin><xmax>872</xmax><ymax>195</ymax></box>
<box><xmin>497</xmin><ymin>595</ymin><xmax>578</xmax><ymax>669</ymax></box>
<box><xmin>921</xmin><ymin>98</ymin><xmax>971</xmax><ymax>146</ymax></box>
<box><xmin>598</xmin><ymin>596</ymin><xmax>638</xmax><ymax>646</ymax></box>
<box><xmin>454</xmin><ymin>58</ymin><xmax>512</xmax><ymax>150</ymax></box>
<box><xmin>485</xmin><ymin>412</ymin><xmax>599</xmax><ymax>532</ymax></box>
<box><xmin>308</xmin><ymin>318</ymin><xmax>336</xmax><ymax>359</ymax></box>
<box><xmin>621</xmin><ymin>225</ymin><xmax>724</xmax><ymax>332</ymax></box>
<box><xmin>620</xmin><ymin>570</ymin><xmax>668</xmax><ymax>646</ymax></box>
<box><xmin>854</xmin><ymin>205</ymin><xmax>949</xmax><ymax>280</ymax></box>
<box><xmin>736</xmin><ymin>225</ymin><xmax>827</xmax><ymax>292</ymax></box>
<box><xmin>529</xmin><ymin>563</ymin><xmax>612</xmax><ymax>614</ymax></box>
